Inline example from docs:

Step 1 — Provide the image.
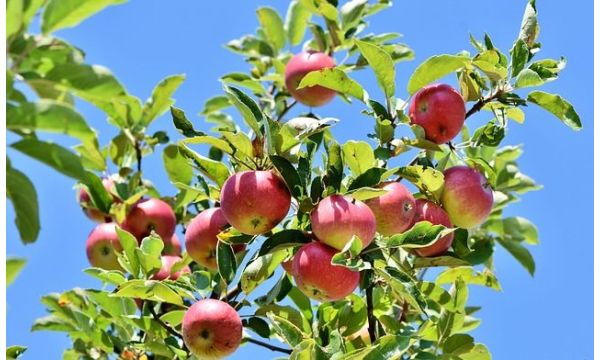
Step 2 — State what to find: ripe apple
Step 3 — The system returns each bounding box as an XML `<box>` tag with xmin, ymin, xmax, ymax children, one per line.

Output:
<box><xmin>120</xmin><ymin>198</ymin><xmax>176</xmax><ymax>242</ymax></box>
<box><xmin>310</xmin><ymin>195</ymin><xmax>376</xmax><ymax>250</ymax></box>
<box><xmin>284</xmin><ymin>51</ymin><xmax>336</xmax><ymax>107</ymax></box>
<box><xmin>164</xmin><ymin>233</ymin><xmax>182</xmax><ymax>256</ymax></box>
<box><xmin>152</xmin><ymin>255</ymin><xmax>191</xmax><ymax>281</ymax></box>
<box><xmin>409</xmin><ymin>83</ymin><xmax>466</xmax><ymax>144</ymax></box>
<box><xmin>85</xmin><ymin>223</ymin><xmax>123</xmax><ymax>271</ymax></box>
<box><xmin>291</xmin><ymin>241</ymin><xmax>360</xmax><ymax>301</ymax></box>
<box><xmin>365</xmin><ymin>182</ymin><xmax>416</xmax><ymax>236</ymax></box>
<box><xmin>182</xmin><ymin>299</ymin><xmax>242</xmax><ymax>359</ymax></box>
<box><xmin>78</xmin><ymin>177</ymin><xmax>118</xmax><ymax>223</ymax></box>
<box><xmin>411</xmin><ymin>199</ymin><xmax>454</xmax><ymax>257</ymax></box>
<box><xmin>185</xmin><ymin>208</ymin><xmax>245</xmax><ymax>270</ymax></box>
<box><xmin>441</xmin><ymin>165</ymin><xmax>494</xmax><ymax>228</ymax></box>
<box><xmin>220</xmin><ymin>170</ymin><xmax>291</xmax><ymax>235</ymax></box>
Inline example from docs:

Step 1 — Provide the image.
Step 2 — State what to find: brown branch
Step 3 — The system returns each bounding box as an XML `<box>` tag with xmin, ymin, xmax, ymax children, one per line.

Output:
<box><xmin>465</xmin><ymin>89</ymin><xmax>503</xmax><ymax>120</ymax></box>
<box><xmin>276</xmin><ymin>100</ymin><xmax>298</xmax><ymax>122</ymax></box>
<box><xmin>220</xmin><ymin>282</ymin><xmax>243</xmax><ymax>303</ymax></box>
<box><xmin>366</xmin><ymin>283</ymin><xmax>377</xmax><ymax>344</ymax></box>
<box><xmin>148</xmin><ymin>305</ymin><xmax>184</xmax><ymax>341</ymax></box>
<box><xmin>245</xmin><ymin>337</ymin><xmax>292</xmax><ymax>354</ymax></box>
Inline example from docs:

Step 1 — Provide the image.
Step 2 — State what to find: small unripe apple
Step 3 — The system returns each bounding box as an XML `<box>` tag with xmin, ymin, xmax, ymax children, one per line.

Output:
<box><xmin>185</xmin><ymin>208</ymin><xmax>245</xmax><ymax>270</ymax></box>
<box><xmin>121</xmin><ymin>198</ymin><xmax>176</xmax><ymax>242</ymax></box>
<box><xmin>310</xmin><ymin>195</ymin><xmax>376</xmax><ymax>250</ymax></box>
<box><xmin>163</xmin><ymin>233</ymin><xmax>182</xmax><ymax>256</ymax></box>
<box><xmin>409</xmin><ymin>84</ymin><xmax>466</xmax><ymax>144</ymax></box>
<box><xmin>182</xmin><ymin>299</ymin><xmax>242</xmax><ymax>359</ymax></box>
<box><xmin>152</xmin><ymin>255</ymin><xmax>191</xmax><ymax>281</ymax></box>
<box><xmin>441</xmin><ymin>166</ymin><xmax>494</xmax><ymax>228</ymax></box>
<box><xmin>291</xmin><ymin>242</ymin><xmax>360</xmax><ymax>301</ymax></box>
<box><xmin>220</xmin><ymin>170</ymin><xmax>291</xmax><ymax>235</ymax></box>
<box><xmin>78</xmin><ymin>177</ymin><xmax>118</xmax><ymax>223</ymax></box>
<box><xmin>411</xmin><ymin>199</ymin><xmax>454</xmax><ymax>257</ymax></box>
<box><xmin>365</xmin><ymin>182</ymin><xmax>416</xmax><ymax>236</ymax></box>
<box><xmin>285</xmin><ymin>51</ymin><xmax>337</xmax><ymax>107</ymax></box>
<box><xmin>85</xmin><ymin>223</ymin><xmax>123</xmax><ymax>271</ymax></box>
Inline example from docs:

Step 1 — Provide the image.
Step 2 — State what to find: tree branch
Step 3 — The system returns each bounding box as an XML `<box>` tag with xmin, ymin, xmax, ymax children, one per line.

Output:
<box><xmin>276</xmin><ymin>100</ymin><xmax>298</xmax><ymax>122</ymax></box>
<box><xmin>221</xmin><ymin>282</ymin><xmax>243</xmax><ymax>303</ymax></box>
<box><xmin>245</xmin><ymin>337</ymin><xmax>292</xmax><ymax>354</ymax></box>
<box><xmin>148</xmin><ymin>305</ymin><xmax>184</xmax><ymax>342</ymax></box>
<box><xmin>366</xmin><ymin>283</ymin><xmax>377</xmax><ymax>344</ymax></box>
<box><xmin>465</xmin><ymin>89</ymin><xmax>503</xmax><ymax>120</ymax></box>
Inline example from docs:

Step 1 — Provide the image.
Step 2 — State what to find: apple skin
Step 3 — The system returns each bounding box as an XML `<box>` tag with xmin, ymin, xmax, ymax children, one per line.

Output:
<box><xmin>291</xmin><ymin>242</ymin><xmax>360</xmax><ymax>302</ymax></box>
<box><xmin>409</xmin><ymin>84</ymin><xmax>466</xmax><ymax>144</ymax></box>
<box><xmin>185</xmin><ymin>208</ymin><xmax>246</xmax><ymax>270</ymax></box>
<box><xmin>310</xmin><ymin>195</ymin><xmax>376</xmax><ymax>250</ymax></box>
<box><xmin>120</xmin><ymin>198</ymin><xmax>176</xmax><ymax>242</ymax></box>
<box><xmin>441</xmin><ymin>166</ymin><xmax>494</xmax><ymax>229</ymax></box>
<box><xmin>78</xmin><ymin>178</ymin><xmax>117</xmax><ymax>223</ymax></box>
<box><xmin>281</xmin><ymin>259</ymin><xmax>293</xmax><ymax>274</ymax></box>
<box><xmin>152</xmin><ymin>256</ymin><xmax>191</xmax><ymax>281</ymax></box>
<box><xmin>163</xmin><ymin>233</ymin><xmax>182</xmax><ymax>256</ymax></box>
<box><xmin>85</xmin><ymin>223</ymin><xmax>123</xmax><ymax>271</ymax></box>
<box><xmin>220</xmin><ymin>170</ymin><xmax>291</xmax><ymax>235</ymax></box>
<box><xmin>285</xmin><ymin>51</ymin><xmax>337</xmax><ymax>107</ymax></box>
<box><xmin>365</xmin><ymin>182</ymin><xmax>416</xmax><ymax>236</ymax></box>
<box><xmin>182</xmin><ymin>299</ymin><xmax>242</xmax><ymax>359</ymax></box>
<box><xmin>411</xmin><ymin>199</ymin><xmax>454</xmax><ymax>257</ymax></box>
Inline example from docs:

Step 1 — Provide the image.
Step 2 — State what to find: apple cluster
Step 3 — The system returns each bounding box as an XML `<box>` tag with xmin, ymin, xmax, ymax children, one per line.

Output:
<box><xmin>76</xmin><ymin>52</ymin><xmax>495</xmax><ymax>359</ymax></box>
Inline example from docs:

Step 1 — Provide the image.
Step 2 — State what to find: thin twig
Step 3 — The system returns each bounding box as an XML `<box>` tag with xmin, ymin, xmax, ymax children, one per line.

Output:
<box><xmin>366</xmin><ymin>282</ymin><xmax>377</xmax><ymax>344</ymax></box>
<box><xmin>276</xmin><ymin>100</ymin><xmax>298</xmax><ymax>122</ymax></box>
<box><xmin>220</xmin><ymin>282</ymin><xmax>243</xmax><ymax>302</ymax></box>
<box><xmin>134</xmin><ymin>139</ymin><xmax>143</xmax><ymax>174</ymax></box>
<box><xmin>245</xmin><ymin>337</ymin><xmax>292</xmax><ymax>354</ymax></box>
<box><xmin>148</xmin><ymin>305</ymin><xmax>184</xmax><ymax>341</ymax></box>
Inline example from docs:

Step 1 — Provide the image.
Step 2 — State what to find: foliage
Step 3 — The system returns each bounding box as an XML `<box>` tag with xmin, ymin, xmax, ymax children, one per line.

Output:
<box><xmin>6</xmin><ymin>0</ymin><xmax>580</xmax><ymax>359</ymax></box>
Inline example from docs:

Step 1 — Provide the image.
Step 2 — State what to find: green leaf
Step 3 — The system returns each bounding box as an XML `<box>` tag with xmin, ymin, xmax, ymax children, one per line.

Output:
<box><xmin>510</xmin><ymin>39</ymin><xmax>529</xmax><ymax>77</ymax></box>
<box><xmin>200</xmin><ymin>95</ymin><xmax>231</xmax><ymax>115</ymax></box>
<box><xmin>7</xmin><ymin>100</ymin><xmax>97</xmax><ymax>144</ymax></box>
<box><xmin>331</xmin><ymin>236</ymin><xmax>368</xmax><ymax>270</ymax></box>
<box><xmin>397</xmin><ymin>165</ymin><xmax>444</xmax><ymax>200</ymax></box>
<box><xmin>44</xmin><ymin>64</ymin><xmax>127</xmax><ymax>105</ymax></box>
<box><xmin>527</xmin><ymin>91</ymin><xmax>581</xmax><ymax>130</ymax></box>
<box><xmin>221</xmin><ymin>73</ymin><xmax>265</xmax><ymax>95</ymax></box>
<box><xmin>300</xmin><ymin>0</ymin><xmax>338</xmax><ymax>21</ymax></box>
<box><xmin>436</xmin><ymin>267</ymin><xmax>501</xmax><ymax>291</ymax></box>
<box><xmin>258</xmin><ymin>230</ymin><xmax>312</xmax><ymax>256</ymax></box>
<box><xmin>365</xmin><ymin>335</ymin><xmax>410</xmax><ymax>360</ymax></box>
<box><xmin>407</xmin><ymin>55</ymin><xmax>470</xmax><ymax>94</ymax></box>
<box><xmin>485</xmin><ymin>217</ymin><xmax>538</xmax><ymax>244</ymax></box>
<box><xmin>114</xmin><ymin>280</ymin><xmax>183</xmax><ymax>305</ymax></box>
<box><xmin>11</xmin><ymin>138</ymin><xmax>85</xmax><ymax>180</ymax></box>
<box><xmin>355</xmin><ymin>40</ymin><xmax>395</xmax><ymax>98</ymax></box>
<box><xmin>81</xmin><ymin>171</ymin><xmax>113</xmax><ymax>213</ymax></box>
<box><xmin>342</xmin><ymin>140</ymin><xmax>375</xmax><ymax>177</ymax></box>
<box><xmin>224</xmin><ymin>85</ymin><xmax>263</xmax><ymax>136</ymax></box>
<box><xmin>217</xmin><ymin>242</ymin><xmax>237</xmax><ymax>284</ymax></box>
<box><xmin>116</xmin><ymin>227</ymin><xmax>140</xmax><ymax>277</ymax></box>
<box><xmin>243</xmin><ymin>316</ymin><xmax>271</xmax><ymax>338</ymax></box>
<box><xmin>497</xmin><ymin>239</ymin><xmax>535</xmax><ymax>276</ymax></box>
<box><xmin>256</xmin><ymin>304</ymin><xmax>308</xmax><ymax>332</ymax></box>
<box><xmin>267</xmin><ymin>313</ymin><xmax>305</xmax><ymax>346</ymax></box>
<box><xmin>459</xmin><ymin>344</ymin><xmax>492</xmax><ymax>360</ymax></box>
<box><xmin>385</xmin><ymin>221</ymin><xmax>455</xmax><ymax>249</ymax></box>
<box><xmin>298</xmin><ymin>68</ymin><xmax>367</xmax><ymax>103</ymax></box>
<box><xmin>84</xmin><ymin>267</ymin><xmax>127</xmax><ymax>286</ymax></box>
<box><xmin>341</xmin><ymin>0</ymin><xmax>368</xmax><ymax>31</ymax></box>
<box><xmin>162</xmin><ymin>144</ymin><xmax>193</xmax><ymax>185</ymax></box>
<box><xmin>414</xmin><ymin>256</ymin><xmax>470</xmax><ymax>269</ymax></box>
<box><xmin>481</xmin><ymin>102</ymin><xmax>525</xmax><ymax>124</ymax></box>
<box><xmin>241</xmin><ymin>250</ymin><xmax>287</xmax><ymax>294</ymax></box>
<box><xmin>41</xmin><ymin>0</ymin><xmax>127</xmax><ymax>34</ymax></box>
<box><xmin>518</xmin><ymin>0</ymin><xmax>539</xmax><ymax>48</ymax></box>
<box><xmin>141</xmin><ymin>74</ymin><xmax>185</xmax><ymax>126</ymax></box>
<box><xmin>472</xmin><ymin>50</ymin><xmax>508</xmax><ymax>81</ymax></box>
<box><xmin>137</xmin><ymin>235</ymin><xmax>164</xmax><ymax>277</ymax></box>
<box><xmin>443</xmin><ymin>334</ymin><xmax>475</xmax><ymax>355</ymax></box>
<box><xmin>6</xmin><ymin>345</ymin><xmax>27</xmax><ymax>359</ymax></box>
<box><xmin>6</xmin><ymin>164</ymin><xmax>39</xmax><ymax>243</ymax></box>
<box><xmin>270</xmin><ymin>155</ymin><xmax>303</xmax><ymax>199</ymax></box>
<box><xmin>7</xmin><ymin>0</ymin><xmax>24</xmax><ymax>39</ymax></box>
<box><xmin>515</xmin><ymin>69</ymin><xmax>544</xmax><ymax>88</ymax></box>
<box><xmin>348</xmin><ymin>187</ymin><xmax>388</xmax><ymax>201</ymax></box>
<box><xmin>257</xmin><ymin>7</ymin><xmax>286</xmax><ymax>51</ymax></box>
<box><xmin>178</xmin><ymin>144</ymin><xmax>230</xmax><ymax>187</ymax></box>
<box><xmin>285</xmin><ymin>0</ymin><xmax>312</xmax><ymax>46</ymax></box>
<box><xmin>7</xmin><ymin>257</ymin><xmax>26</xmax><ymax>286</ymax></box>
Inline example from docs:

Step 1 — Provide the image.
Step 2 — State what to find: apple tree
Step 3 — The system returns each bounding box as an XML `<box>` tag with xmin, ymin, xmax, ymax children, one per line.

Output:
<box><xmin>6</xmin><ymin>0</ymin><xmax>581</xmax><ymax>359</ymax></box>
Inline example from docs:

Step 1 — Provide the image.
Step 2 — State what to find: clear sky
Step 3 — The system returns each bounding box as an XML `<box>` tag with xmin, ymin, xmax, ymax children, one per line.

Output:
<box><xmin>7</xmin><ymin>1</ymin><xmax>593</xmax><ymax>359</ymax></box>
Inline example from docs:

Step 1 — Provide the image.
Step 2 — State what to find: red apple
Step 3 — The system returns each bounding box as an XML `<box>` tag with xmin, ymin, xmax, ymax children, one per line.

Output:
<box><xmin>409</xmin><ymin>84</ymin><xmax>466</xmax><ymax>144</ymax></box>
<box><xmin>281</xmin><ymin>259</ymin><xmax>293</xmax><ymax>274</ymax></box>
<box><xmin>152</xmin><ymin>255</ymin><xmax>191</xmax><ymax>281</ymax></box>
<box><xmin>411</xmin><ymin>199</ymin><xmax>454</xmax><ymax>257</ymax></box>
<box><xmin>85</xmin><ymin>223</ymin><xmax>123</xmax><ymax>271</ymax></box>
<box><xmin>285</xmin><ymin>51</ymin><xmax>337</xmax><ymax>107</ymax></box>
<box><xmin>182</xmin><ymin>299</ymin><xmax>242</xmax><ymax>359</ymax></box>
<box><xmin>310</xmin><ymin>195</ymin><xmax>376</xmax><ymax>250</ymax></box>
<box><xmin>441</xmin><ymin>166</ymin><xmax>494</xmax><ymax>228</ymax></box>
<box><xmin>220</xmin><ymin>170</ymin><xmax>291</xmax><ymax>235</ymax></box>
<box><xmin>78</xmin><ymin>177</ymin><xmax>117</xmax><ymax>223</ymax></box>
<box><xmin>291</xmin><ymin>241</ymin><xmax>360</xmax><ymax>301</ymax></box>
<box><xmin>365</xmin><ymin>182</ymin><xmax>416</xmax><ymax>236</ymax></box>
<box><xmin>185</xmin><ymin>208</ymin><xmax>245</xmax><ymax>270</ymax></box>
<box><xmin>120</xmin><ymin>198</ymin><xmax>176</xmax><ymax>242</ymax></box>
<box><xmin>164</xmin><ymin>233</ymin><xmax>182</xmax><ymax>256</ymax></box>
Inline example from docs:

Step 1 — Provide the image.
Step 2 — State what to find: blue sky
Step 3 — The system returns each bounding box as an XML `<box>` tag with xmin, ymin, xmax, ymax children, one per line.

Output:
<box><xmin>7</xmin><ymin>1</ymin><xmax>593</xmax><ymax>359</ymax></box>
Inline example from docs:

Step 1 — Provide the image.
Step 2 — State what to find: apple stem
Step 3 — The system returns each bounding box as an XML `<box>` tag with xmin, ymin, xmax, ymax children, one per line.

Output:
<box><xmin>244</xmin><ymin>337</ymin><xmax>292</xmax><ymax>354</ymax></box>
